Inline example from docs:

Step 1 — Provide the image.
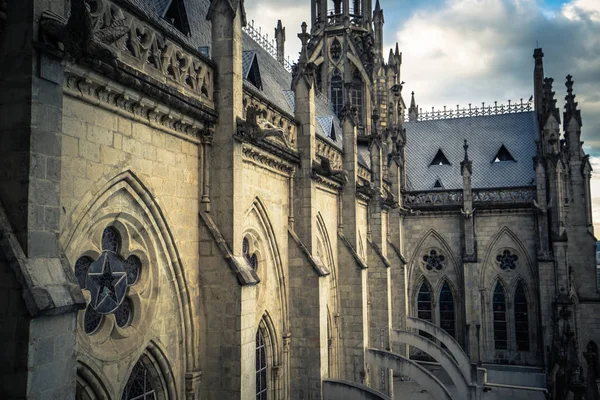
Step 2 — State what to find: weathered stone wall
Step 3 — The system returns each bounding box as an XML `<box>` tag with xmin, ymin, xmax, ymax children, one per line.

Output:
<box><xmin>59</xmin><ymin>94</ymin><xmax>201</xmax><ymax>398</ymax></box>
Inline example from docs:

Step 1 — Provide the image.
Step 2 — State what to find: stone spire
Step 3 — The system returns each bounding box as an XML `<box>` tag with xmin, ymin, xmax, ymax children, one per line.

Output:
<box><xmin>533</xmin><ymin>48</ymin><xmax>544</xmax><ymax>118</ymax></box>
<box><xmin>408</xmin><ymin>91</ymin><xmax>418</xmax><ymax>122</ymax></box>
<box><xmin>563</xmin><ymin>74</ymin><xmax>582</xmax><ymax>129</ymax></box>
<box><xmin>373</xmin><ymin>0</ymin><xmax>384</xmax><ymax>58</ymax></box>
<box><xmin>541</xmin><ymin>77</ymin><xmax>560</xmax><ymax>126</ymax></box>
<box><xmin>461</xmin><ymin>139</ymin><xmax>472</xmax><ymax>175</ymax></box>
<box><xmin>292</xmin><ymin>22</ymin><xmax>316</xmax><ymax>90</ymax></box>
<box><xmin>275</xmin><ymin>20</ymin><xmax>285</xmax><ymax>66</ymax></box>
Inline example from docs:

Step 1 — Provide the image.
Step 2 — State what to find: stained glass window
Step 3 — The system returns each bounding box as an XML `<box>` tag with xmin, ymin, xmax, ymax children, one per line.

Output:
<box><xmin>497</xmin><ymin>250</ymin><xmax>518</xmax><ymax>270</ymax></box>
<box><xmin>514</xmin><ymin>282</ymin><xmax>529</xmax><ymax>351</ymax></box>
<box><xmin>439</xmin><ymin>282</ymin><xmax>455</xmax><ymax>339</ymax></box>
<box><xmin>76</xmin><ymin>226</ymin><xmax>142</xmax><ymax>334</ymax></box>
<box><xmin>121</xmin><ymin>359</ymin><xmax>156</xmax><ymax>400</ymax></box>
<box><xmin>423</xmin><ymin>249</ymin><xmax>444</xmax><ymax>271</ymax></box>
<box><xmin>493</xmin><ymin>282</ymin><xmax>507</xmax><ymax>350</ymax></box>
<box><xmin>417</xmin><ymin>281</ymin><xmax>434</xmax><ymax>341</ymax></box>
<box><xmin>330</xmin><ymin>69</ymin><xmax>343</xmax><ymax>118</ymax></box>
<box><xmin>256</xmin><ymin>330</ymin><xmax>267</xmax><ymax>400</ymax></box>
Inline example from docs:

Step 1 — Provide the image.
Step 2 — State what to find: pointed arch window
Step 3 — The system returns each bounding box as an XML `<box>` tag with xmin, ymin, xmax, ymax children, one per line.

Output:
<box><xmin>350</xmin><ymin>69</ymin><xmax>364</xmax><ymax>125</ymax></box>
<box><xmin>439</xmin><ymin>282</ymin><xmax>455</xmax><ymax>339</ymax></box>
<box><xmin>493</xmin><ymin>282</ymin><xmax>508</xmax><ymax>350</ymax></box>
<box><xmin>330</xmin><ymin>38</ymin><xmax>342</xmax><ymax>62</ymax></box>
<box><xmin>330</xmin><ymin>69</ymin><xmax>343</xmax><ymax>118</ymax></box>
<box><xmin>256</xmin><ymin>330</ymin><xmax>267</xmax><ymax>400</ymax></box>
<box><xmin>121</xmin><ymin>359</ymin><xmax>156</xmax><ymax>400</ymax></box>
<box><xmin>514</xmin><ymin>282</ymin><xmax>530</xmax><ymax>351</ymax></box>
<box><xmin>417</xmin><ymin>281</ymin><xmax>433</xmax><ymax>322</ymax></box>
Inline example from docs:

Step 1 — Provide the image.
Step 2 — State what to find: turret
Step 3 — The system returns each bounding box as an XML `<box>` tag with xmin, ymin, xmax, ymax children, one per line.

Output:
<box><xmin>274</xmin><ymin>19</ymin><xmax>285</xmax><ymax>66</ymax></box>
<box><xmin>563</xmin><ymin>74</ymin><xmax>582</xmax><ymax>160</ymax></box>
<box><xmin>533</xmin><ymin>48</ymin><xmax>544</xmax><ymax>119</ymax></box>
<box><xmin>408</xmin><ymin>91</ymin><xmax>418</xmax><ymax>122</ymax></box>
<box><xmin>373</xmin><ymin>0</ymin><xmax>384</xmax><ymax>58</ymax></box>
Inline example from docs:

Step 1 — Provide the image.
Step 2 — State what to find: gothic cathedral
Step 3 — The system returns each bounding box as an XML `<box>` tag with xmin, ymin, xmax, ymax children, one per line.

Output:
<box><xmin>0</xmin><ymin>0</ymin><xmax>598</xmax><ymax>399</ymax></box>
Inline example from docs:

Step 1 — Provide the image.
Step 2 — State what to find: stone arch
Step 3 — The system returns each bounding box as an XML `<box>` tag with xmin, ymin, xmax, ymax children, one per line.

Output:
<box><xmin>408</xmin><ymin>229</ymin><xmax>462</xmax><ymax>294</ymax></box>
<box><xmin>244</xmin><ymin>197</ymin><xmax>289</xmax><ymax>334</ymax></box>
<box><xmin>258</xmin><ymin>311</ymin><xmax>282</xmax><ymax>399</ymax></box>
<box><xmin>480</xmin><ymin>226</ymin><xmax>534</xmax><ymax>290</ymax></box>
<box><xmin>76</xmin><ymin>361</ymin><xmax>111</xmax><ymax>400</ymax></box>
<box><xmin>61</xmin><ymin>170</ymin><xmax>199</xmax><ymax>373</ymax></box>
<box><xmin>120</xmin><ymin>341</ymin><xmax>176</xmax><ymax>400</ymax></box>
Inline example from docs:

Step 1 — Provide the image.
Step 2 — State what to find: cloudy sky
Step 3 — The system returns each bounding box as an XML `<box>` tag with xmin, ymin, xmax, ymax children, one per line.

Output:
<box><xmin>245</xmin><ymin>0</ymin><xmax>600</xmax><ymax>231</ymax></box>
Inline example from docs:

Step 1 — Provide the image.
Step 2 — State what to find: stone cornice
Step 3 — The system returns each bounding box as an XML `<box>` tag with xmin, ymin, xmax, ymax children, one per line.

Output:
<box><xmin>64</xmin><ymin>64</ymin><xmax>214</xmax><ymax>143</ymax></box>
<box><xmin>241</xmin><ymin>143</ymin><xmax>296</xmax><ymax>177</ymax></box>
<box><xmin>312</xmin><ymin>173</ymin><xmax>343</xmax><ymax>193</ymax></box>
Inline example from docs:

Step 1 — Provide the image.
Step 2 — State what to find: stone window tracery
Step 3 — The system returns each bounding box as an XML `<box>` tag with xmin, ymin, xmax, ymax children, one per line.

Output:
<box><xmin>330</xmin><ymin>38</ymin><xmax>341</xmax><ymax>62</ymax></box>
<box><xmin>423</xmin><ymin>249</ymin><xmax>445</xmax><ymax>272</ymax></box>
<box><xmin>121</xmin><ymin>359</ymin><xmax>156</xmax><ymax>400</ymax></box>
<box><xmin>330</xmin><ymin>69</ymin><xmax>343</xmax><ymax>118</ymax></box>
<box><xmin>497</xmin><ymin>249</ymin><xmax>518</xmax><ymax>270</ymax></box>
<box><xmin>439</xmin><ymin>282</ymin><xmax>455</xmax><ymax>339</ymax></box>
<box><xmin>493</xmin><ymin>282</ymin><xmax>508</xmax><ymax>350</ymax></box>
<box><xmin>514</xmin><ymin>282</ymin><xmax>530</xmax><ymax>351</ymax></box>
<box><xmin>75</xmin><ymin>227</ymin><xmax>142</xmax><ymax>335</ymax></box>
<box><xmin>256</xmin><ymin>329</ymin><xmax>267</xmax><ymax>400</ymax></box>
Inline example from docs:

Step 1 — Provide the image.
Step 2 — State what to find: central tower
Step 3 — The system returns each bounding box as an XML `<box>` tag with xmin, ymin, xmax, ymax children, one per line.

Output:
<box><xmin>307</xmin><ymin>0</ymin><xmax>403</xmax><ymax>133</ymax></box>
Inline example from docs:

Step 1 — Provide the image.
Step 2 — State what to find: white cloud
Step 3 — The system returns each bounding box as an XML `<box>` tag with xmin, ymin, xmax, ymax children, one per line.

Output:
<box><xmin>562</xmin><ymin>0</ymin><xmax>600</xmax><ymax>22</ymax></box>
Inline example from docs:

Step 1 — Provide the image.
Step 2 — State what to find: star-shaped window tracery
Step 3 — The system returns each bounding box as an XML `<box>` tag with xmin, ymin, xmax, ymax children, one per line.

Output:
<box><xmin>75</xmin><ymin>227</ymin><xmax>141</xmax><ymax>335</ymax></box>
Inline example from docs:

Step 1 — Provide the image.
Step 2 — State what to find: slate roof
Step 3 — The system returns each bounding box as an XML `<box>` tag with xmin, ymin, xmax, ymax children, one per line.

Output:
<box><xmin>404</xmin><ymin>112</ymin><xmax>539</xmax><ymax>191</ymax></box>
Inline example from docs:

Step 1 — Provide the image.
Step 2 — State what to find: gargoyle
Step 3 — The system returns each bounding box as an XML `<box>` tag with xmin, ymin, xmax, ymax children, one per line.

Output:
<box><xmin>398</xmin><ymin>205</ymin><xmax>421</xmax><ymax>216</ymax></box>
<box><xmin>460</xmin><ymin>207</ymin><xmax>476</xmax><ymax>219</ymax></box>
<box><xmin>237</xmin><ymin>105</ymin><xmax>291</xmax><ymax>148</ymax></box>
<box><xmin>312</xmin><ymin>155</ymin><xmax>348</xmax><ymax>183</ymax></box>
<box><xmin>40</xmin><ymin>0</ymin><xmax>128</xmax><ymax>65</ymax></box>
<box><xmin>533</xmin><ymin>198</ymin><xmax>552</xmax><ymax>215</ymax></box>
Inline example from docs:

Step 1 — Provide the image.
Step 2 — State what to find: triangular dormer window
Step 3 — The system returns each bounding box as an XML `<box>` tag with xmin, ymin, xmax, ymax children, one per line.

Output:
<box><xmin>430</xmin><ymin>149</ymin><xmax>450</xmax><ymax>166</ymax></box>
<box><xmin>493</xmin><ymin>145</ymin><xmax>515</xmax><ymax>162</ymax></box>
<box><xmin>246</xmin><ymin>55</ymin><xmax>263</xmax><ymax>90</ymax></box>
<box><xmin>162</xmin><ymin>0</ymin><xmax>190</xmax><ymax>35</ymax></box>
<box><xmin>433</xmin><ymin>179</ymin><xmax>443</xmax><ymax>189</ymax></box>
<box><xmin>330</xmin><ymin>121</ymin><xmax>337</xmax><ymax>141</ymax></box>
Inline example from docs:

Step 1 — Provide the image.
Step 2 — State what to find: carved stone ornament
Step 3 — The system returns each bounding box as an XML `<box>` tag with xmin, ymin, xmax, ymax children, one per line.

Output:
<box><xmin>312</xmin><ymin>155</ymin><xmax>348</xmax><ymax>184</ymax></box>
<box><xmin>237</xmin><ymin>105</ymin><xmax>291</xmax><ymax>148</ymax></box>
<box><xmin>40</xmin><ymin>0</ymin><xmax>128</xmax><ymax>64</ymax></box>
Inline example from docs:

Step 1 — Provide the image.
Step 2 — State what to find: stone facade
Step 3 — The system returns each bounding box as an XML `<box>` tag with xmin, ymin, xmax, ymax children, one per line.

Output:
<box><xmin>0</xmin><ymin>0</ymin><xmax>599</xmax><ymax>400</ymax></box>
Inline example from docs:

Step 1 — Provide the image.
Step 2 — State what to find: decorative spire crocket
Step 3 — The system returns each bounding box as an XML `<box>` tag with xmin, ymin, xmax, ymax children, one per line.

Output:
<box><xmin>564</xmin><ymin>74</ymin><xmax>582</xmax><ymax>129</ymax></box>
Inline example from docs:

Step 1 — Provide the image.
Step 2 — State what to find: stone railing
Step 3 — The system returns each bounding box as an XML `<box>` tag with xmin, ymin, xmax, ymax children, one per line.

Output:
<box><xmin>403</xmin><ymin>191</ymin><xmax>463</xmax><ymax>207</ymax></box>
<box><xmin>358</xmin><ymin>164</ymin><xmax>371</xmax><ymax>182</ymax></box>
<box><xmin>403</xmin><ymin>187</ymin><xmax>536</xmax><ymax>208</ymax></box>
<box><xmin>88</xmin><ymin>0</ymin><xmax>214</xmax><ymax>106</ymax></box>
<box><xmin>316</xmin><ymin>137</ymin><xmax>343</xmax><ymax>169</ymax></box>
<box><xmin>243</xmin><ymin>20</ymin><xmax>293</xmax><ymax>72</ymax></box>
<box><xmin>406</xmin><ymin>99</ymin><xmax>533</xmax><ymax>122</ymax></box>
<box><xmin>473</xmin><ymin>188</ymin><xmax>536</xmax><ymax>204</ymax></box>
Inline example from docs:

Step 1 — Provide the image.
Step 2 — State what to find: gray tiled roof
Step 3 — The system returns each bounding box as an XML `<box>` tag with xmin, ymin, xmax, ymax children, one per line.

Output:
<box><xmin>404</xmin><ymin>112</ymin><xmax>539</xmax><ymax>191</ymax></box>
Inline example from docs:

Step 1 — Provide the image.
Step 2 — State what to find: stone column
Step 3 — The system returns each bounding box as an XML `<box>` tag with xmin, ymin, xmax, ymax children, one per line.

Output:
<box><xmin>0</xmin><ymin>1</ymin><xmax>84</xmax><ymax>398</ymax></box>
<box><xmin>289</xmin><ymin>22</ymin><xmax>329</xmax><ymax>398</ymax></box>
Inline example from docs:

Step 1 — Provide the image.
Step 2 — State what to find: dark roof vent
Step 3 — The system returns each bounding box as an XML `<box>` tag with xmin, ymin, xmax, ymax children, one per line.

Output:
<box><xmin>493</xmin><ymin>145</ymin><xmax>515</xmax><ymax>162</ymax></box>
<box><xmin>430</xmin><ymin>149</ymin><xmax>450</xmax><ymax>166</ymax></box>
<box><xmin>433</xmin><ymin>179</ymin><xmax>443</xmax><ymax>189</ymax></box>
<box><xmin>163</xmin><ymin>0</ymin><xmax>191</xmax><ymax>35</ymax></box>
<box><xmin>330</xmin><ymin>121</ymin><xmax>337</xmax><ymax>141</ymax></box>
<box><xmin>243</xmin><ymin>53</ymin><xmax>263</xmax><ymax>90</ymax></box>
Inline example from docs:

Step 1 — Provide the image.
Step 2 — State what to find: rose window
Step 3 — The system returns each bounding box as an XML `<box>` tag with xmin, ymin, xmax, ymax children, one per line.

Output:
<box><xmin>497</xmin><ymin>249</ymin><xmax>518</xmax><ymax>270</ymax></box>
<box><xmin>75</xmin><ymin>227</ymin><xmax>142</xmax><ymax>335</ymax></box>
<box><xmin>243</xmin><ymin>237</ymin><xmax>258</xmax><ymax>269</ymax></box>
<box><xmin>423</xmin><ymin>249</ymin><xmax>445</xmax><ymax>271</ymax></box>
